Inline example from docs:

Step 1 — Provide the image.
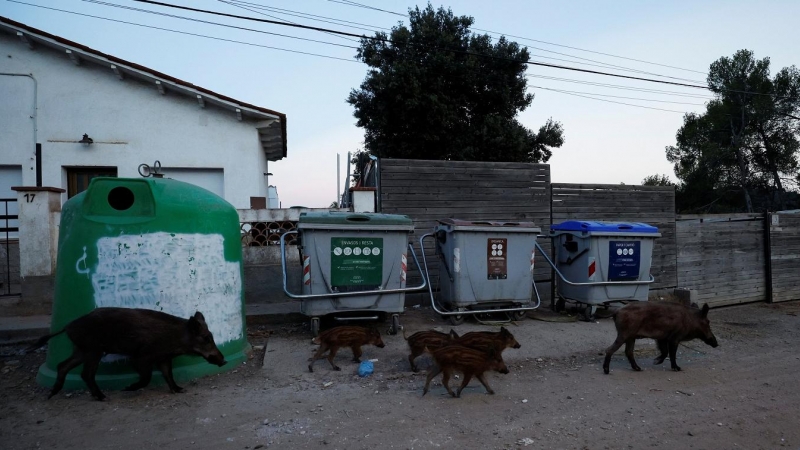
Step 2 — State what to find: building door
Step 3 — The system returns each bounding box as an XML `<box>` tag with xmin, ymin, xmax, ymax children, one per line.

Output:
<box><xmin>66</xmin><ymin>167</ymin><xmax>118</xmax><ymax>198</ymax></box>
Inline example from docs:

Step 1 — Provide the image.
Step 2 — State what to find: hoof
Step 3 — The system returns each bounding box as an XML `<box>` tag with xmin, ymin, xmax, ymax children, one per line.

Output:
<box><xmin>308</xmin><ymin>365</ymin><xmax>314</xmax><ymax>373</ymax></box>
<box><xmin>632</xmin><ymin>366</ymin><xmax>642</xmax><ymax>372</ymax></box>
<box><xmin>333</xmin><ymin>366</ymin><xmax>341</xmax><ymax>371</ymax></box>
<box><xmin>172</xmin><ymin>387</ymin><xmax>185</xmax><ymax>394</ymax></box>
<box><xmin>672</xmin><ymin>366</ymin><xmax>682</xmax><ymax>372</ymax></box>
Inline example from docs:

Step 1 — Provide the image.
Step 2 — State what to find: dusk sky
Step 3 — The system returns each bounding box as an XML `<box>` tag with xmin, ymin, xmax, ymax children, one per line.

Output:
<box><xmin>3</xmin><ymin>0</ymin><xmax>799</xmax><ymax>207</ymax></box>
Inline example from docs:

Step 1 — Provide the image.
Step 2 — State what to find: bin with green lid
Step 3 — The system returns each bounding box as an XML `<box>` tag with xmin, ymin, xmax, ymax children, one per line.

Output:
<box><xmin>37</xmin><ymin>177</ymin><xmax>249</xmax><ymax>392</ymax></box>
<box><xmin>280</xmin><ymin>211</ymin><xmax>426</xmax><ymax>335</ymax></box>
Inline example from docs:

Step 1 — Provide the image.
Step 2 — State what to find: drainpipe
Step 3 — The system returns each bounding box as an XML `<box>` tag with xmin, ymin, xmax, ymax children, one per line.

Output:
<box><xmin>1</xmin><ymin>73</ymin><xmax>38</xmax><ymax>185</ymax></box>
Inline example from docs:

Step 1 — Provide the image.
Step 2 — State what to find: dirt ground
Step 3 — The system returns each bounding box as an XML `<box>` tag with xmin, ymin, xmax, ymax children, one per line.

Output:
<box><xmin>1</xmin><ymin>300</ymin><xmax>799</xmax><ymax>450</ymax></box>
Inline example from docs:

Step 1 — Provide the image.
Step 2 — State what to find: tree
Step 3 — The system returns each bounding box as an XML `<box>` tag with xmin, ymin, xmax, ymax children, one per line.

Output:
<box><xmin>641</xmin><ymin>174</ymin><xmax>675</xmax><ymax>187</ymax></box>
<box><xmin>666</xmin><ymin>50</ymin><xmax>800</xmax><ymax>213</ymax></box>
<box><xmin>347</xmin><ymin>4</ymin><xmax>563</xmax><ymax>163</ymax></box>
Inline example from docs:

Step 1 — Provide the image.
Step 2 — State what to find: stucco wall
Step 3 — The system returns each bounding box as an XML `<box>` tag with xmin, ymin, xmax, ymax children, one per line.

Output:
<box><xmin>0</xmin><ymin>32</ymin><xmax>271</xmax><ymax>209</ymax></box>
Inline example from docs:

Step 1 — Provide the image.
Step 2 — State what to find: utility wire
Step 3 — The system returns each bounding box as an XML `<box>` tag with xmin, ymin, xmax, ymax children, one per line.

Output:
<box><xmin>328</xmin><ymin>0</ymin><xmax>708</xmax><ymax>75</ymax></box>
<box><xmin>234</xmin><ymin>0</ymin><xmax>706</xmax><ymax>82</ymax></box>
<box><xmin>79</xmin><ymin>0</ymin><xmax>358</xmax><ymax>49</ymax></box>
<box><xmin>531</xmin><ymin>85</ymin><xmax>689</xmax><ymax>114</ymax></box>
<box><xmin>526</xmin><ymin>74</ymin><xmax>716</xmax><ymax>99</ymax></box>
<box><xmin>5</xmin><ymin>1</ymin><xmax>358</xmax><ymax>62</ymax></box>
<box><xmin>225</xmin><ymin>0</ymin><xmax>384</xmax><ymax>34</ymax></box>
<box><xmin>131</xmin><ymin>0</ymin><xmax>718</xmax><ymax>91</ymax></box>
<box><xmin>531</xmin><ymin>87</ymin><xmax>707</xmax><ymax>106</ymax></box>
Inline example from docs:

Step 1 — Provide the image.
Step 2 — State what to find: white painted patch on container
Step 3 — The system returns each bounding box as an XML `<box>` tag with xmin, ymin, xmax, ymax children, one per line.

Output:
<box><xmin>91</xmin><ymin>232</ymin><xmax>243</xmax><ymax>344</ymax></box>
<box><xmin>453</xmin><ymin>248</ymin><xmax>461</xmax><ymax>273</ymax></box>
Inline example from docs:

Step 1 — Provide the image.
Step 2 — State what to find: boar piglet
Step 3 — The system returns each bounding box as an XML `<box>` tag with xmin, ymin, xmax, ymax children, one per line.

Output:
<box><xmin>403</xmin><ymin>327</ymin><xmax>460</xmax><ymax>372</ymax></box>
<box><xmin>308</xmin><ymin>326</ymin><xmax>385</xmax><ymax>372</ymax></box>
<box><xmin>454</xmin><ymin>326</ymin><xmax>521</xmax><ymax>355</ymax></box>
<box><xmin>603</xmin><ymin>302</ymin><xmax>718</xmax><ymax>374</ymax></box>
<box><xmin>422</xmin><ymin>344</ymin><xmax>509</xmax><ymax>398</ymax></box>
<box><xmin>28</xmin><ymin>307</ymin><xmax>227</xmax><ymax>401</ymax></box>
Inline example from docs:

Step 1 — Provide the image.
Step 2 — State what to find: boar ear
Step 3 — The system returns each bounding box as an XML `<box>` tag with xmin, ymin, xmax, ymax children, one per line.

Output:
<box><xmin>193</xmin><ymin>311</ymin><xmax>206</xmax><ymax>323</ymax></box>
<box><xmin>449</xmin><ymin>329</ymin><xmax>459</xmax><ymax>338</ymax></box>
<box><xmin>187</xmin><ymin>314</ymin><xmax>201</xmax><ymax>334</ymax></box>
<box><xmin>701</xmin><ymin>303</ymin><xmax>709</xmax><ymax>318</ymax></box>
<box><xmin>500</xmin><ymin>326</ymin><xmax>509</xmax><ymax>335</ymax></box>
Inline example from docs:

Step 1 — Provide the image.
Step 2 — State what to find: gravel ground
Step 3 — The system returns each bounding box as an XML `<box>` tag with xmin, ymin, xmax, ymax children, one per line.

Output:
<box><xmin>1</xmin><ymin>300</ymin><xmax>799</xmax><ymax>450</ymax></box>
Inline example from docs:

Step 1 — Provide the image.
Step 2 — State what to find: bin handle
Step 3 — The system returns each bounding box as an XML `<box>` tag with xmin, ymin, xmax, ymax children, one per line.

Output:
<box><xmin>279</xmin><ymin>231</ymin><xmax>427</xmax><ymax>299</ymax></box>
<box><xmin>534</xmin><ymin>240</ymin><xmax>655</xmax><ymax>287</ymax></box>
<box><xmin>345</xmin><ymin>214</ymin><xmax>371</xmax><ymax>222</ymax></box>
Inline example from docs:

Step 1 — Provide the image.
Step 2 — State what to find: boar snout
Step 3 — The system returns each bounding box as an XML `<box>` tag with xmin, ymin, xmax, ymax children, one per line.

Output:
<box><xmin>705</xmin><ymin>335</ymin><xmax>719</xmax><ymax>348</ymax></box>
<box><xmin>376</xmin><ymin>342</ymin><xmax>386</xmax><ymax>348</ymax></box>
<box><xmin>499</xmin><ymin>366</ymin><xmax>510</xmax><ymax>374</ymax></box>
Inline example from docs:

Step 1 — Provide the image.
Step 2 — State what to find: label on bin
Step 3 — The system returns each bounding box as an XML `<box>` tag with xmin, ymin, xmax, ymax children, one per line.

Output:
<box><xmin>608</xmin><ymin>241</ymin><xmax>641</xmax><ymax>281</ymax></box>
<box><xmin>330</xmin><ymin>237</ymin><xmax>383</xmax><ymax>287</ymax></box>
<box><xmin>487</xmin><ymin>238</ymin><xmax>508</xmax><ymax>280</ymax></box>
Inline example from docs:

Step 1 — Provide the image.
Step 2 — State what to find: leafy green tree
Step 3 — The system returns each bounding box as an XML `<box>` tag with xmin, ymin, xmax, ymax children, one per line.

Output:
<box><xmin>347</xmin><ymin>4</ymin><xmax>563</xmax><ymax>163</ymax></box>
<box><xmin>641</xmin><ymin>174</ymin><xmax>675</xmax><ymax>186</ymax></box>
<box><xmin>666</xmin><ymin>50</ymin><xmax>800</xmax><ymax>213</ymax></box>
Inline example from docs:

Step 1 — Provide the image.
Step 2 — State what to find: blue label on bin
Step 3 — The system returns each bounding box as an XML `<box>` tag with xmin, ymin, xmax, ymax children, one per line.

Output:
<box><xmin>608</xmin><ymin>241</ymin><xmax>640</xmax><ymax>281</ymax></box>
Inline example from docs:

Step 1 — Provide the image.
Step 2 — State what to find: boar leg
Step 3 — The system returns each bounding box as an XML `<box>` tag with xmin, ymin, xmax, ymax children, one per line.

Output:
<box><xmin>408</xmin><ymin>352</ymin><xmax>419</xmax><ymax>373</ymax></box>
<box><xmin>654</xmin><ymin>339</ymin><xmax>668</xmax><ymax>365</ymax></box>
<box><xmin>668</xmin><ymin>341</ymin><xmax>681</xmax><ymax>371</ymax></box>
<box><xmin>80</xmin><ymin>351</ymin><xmax>106</xmax><ymax>401</ymax></box>
<box><xmin>422</xmin><ymin>364</ymin><xmax>443</xmax><ymax>396</ymax></box>
<box><xmin>326</xmin><ymin>346</ymin><xmax>342</xmax><ymax>371</ymax></box>
<box><xmin>603</xmin><ymin>336</ymin><xmax>626</xmax><ymax>374</ymax></box>
<box><xmin>624</xmin><ymin>338</ymin><xmax>641</xmax><ymax>371</ymax></box>
<box><xmin>308</xmin><ymin>344</ymin><xmax>332</xmax><ymax>373</ymax></box>
<box><xmin>124</xmin><ymin>358</ymin><xmax>154</xmax><ymax>392</ymax></box>
<box><xmin>473</xmin><ymin>372</ymin><xmax>495</xmax><ymax>396</ymax></box>
<box><xmin>350</xmin><ymin>345</ymin><xmax>362</xmax><ymax>363</ymax></box>
<box><xmin>49</xmin><ymin>350</ymin><xmax>85</xmax><ymax>399</ymax></box>
<box><xmin>441</xmin><ymin>368</ymin><xmax>457</xmax><ymax>398</ymax></box>
<box><xmin>157</xmin><ymin>359</ymin><xmax>184</xmax><ymax>393</ymax></box>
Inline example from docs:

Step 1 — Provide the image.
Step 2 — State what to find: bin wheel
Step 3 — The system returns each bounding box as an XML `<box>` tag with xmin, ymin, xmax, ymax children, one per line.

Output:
<box><xmin>448</xmin><ymin>309</ymin><xmax>466</xmax><ymax>326</ymax></box>
<box><xmin>554</xmin><ymin>298</ymin><xmax>566</xmax><ymax>313</ymax></box>
<box><xmin>582</xmin><ymin>305</ymin><xmax>596</xmax><ymax>322</ymax></box>
<box><xmin>510</xmin><ymin>310</ymin><xmax>527</xmax><ymax>321</ymax></box>
<box><xmin>310</xmin><ymin>317</ymin><xmax>320</xmax><ymax>337</ymax></box>
<box><xmin>388</xmin><ymin>314</ymin><xmax>400</xmax><ymax>335</ymax></box>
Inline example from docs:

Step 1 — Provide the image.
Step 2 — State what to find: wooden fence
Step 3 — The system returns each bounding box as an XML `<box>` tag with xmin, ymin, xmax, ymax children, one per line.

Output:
<box><xmin>378</xmin><ymin>158</ymin><xmax>800</xmax><ymax>308</ymax></box>
<box><xmin>769</xmin><ymin>212</ymin><xmax>800</xmax><ymax>303</ymax></box>
<box><xmin>676</xmin><ymin>215</ymin><xmax>766</xmax><ymax>308</ymax></box>
<box><xmin>379</xmin><ymin>159</ymin><xmax>551</xmax><ymax>303</ymax></box>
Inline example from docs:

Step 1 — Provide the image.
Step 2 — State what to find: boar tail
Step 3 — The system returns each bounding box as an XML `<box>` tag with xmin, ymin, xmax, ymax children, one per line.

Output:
<box><xmin>25</xmin><ymin>329</ymin><xmax>65</xmax><ymax>353</ymax></box>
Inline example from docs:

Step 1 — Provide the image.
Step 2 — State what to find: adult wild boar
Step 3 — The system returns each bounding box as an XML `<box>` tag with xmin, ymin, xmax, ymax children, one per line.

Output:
<box><xmin>603</xmin><ymin>302</ymin><xmax>718</xmax><ymax>374</ymax></box>
<box><xmin>29</xmin><ymin>308</ymin><xmax>227</xmax><ymax>400</ymax></box>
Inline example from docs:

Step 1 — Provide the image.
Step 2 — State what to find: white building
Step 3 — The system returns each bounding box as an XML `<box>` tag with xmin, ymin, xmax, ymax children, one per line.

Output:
<box><xmin>0</xmin><ymin>16</ymin><xmax>287</xmax><ymax>210</ymax></box>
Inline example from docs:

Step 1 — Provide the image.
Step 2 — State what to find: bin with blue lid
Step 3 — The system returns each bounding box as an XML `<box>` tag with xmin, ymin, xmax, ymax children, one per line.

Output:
<box><xmin>548</xmin><ymin>220</ymin><xmax>661</xmax><ymax>319</ymax></box>
<box><xmin>279</xmin><ymin>211</ymin><xmax>427</xmax><ymax>336</ymax></box>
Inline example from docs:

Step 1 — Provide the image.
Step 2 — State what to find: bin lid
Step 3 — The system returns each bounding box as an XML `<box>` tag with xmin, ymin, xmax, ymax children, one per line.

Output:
<box><xmin>550</xmin><ymin>220</ymin><xmax>659</xmax><ymax>236</ymax></box>
<box><xmin>437</xmin><ymin>218</ymin><xmax>541</xmax><ymax>233</ymax></box>
<box><xmin>298</xmin><ymin>211</ymin><xmax>414</xmax><ymax>231</ymax></box>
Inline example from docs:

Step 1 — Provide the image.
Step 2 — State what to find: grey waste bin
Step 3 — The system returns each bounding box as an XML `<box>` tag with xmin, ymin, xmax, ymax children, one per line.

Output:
<box><xmin>283</xmin><ymin>211</ymin><xmax>424</xmax><ymax>335</ymax></box>
<box><xmin>549</xmin><ymin>221</ymin><xmax>660</xmax><ymax>314</ymax></box>
<box><xmin>432</xmin><ymin>219</ymin><xmax>542</xmax><ymax>324</ymax></box>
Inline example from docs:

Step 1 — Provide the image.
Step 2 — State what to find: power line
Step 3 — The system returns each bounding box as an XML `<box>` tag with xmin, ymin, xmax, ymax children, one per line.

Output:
<box><xmin>78</xmin><ymin>0</ymin><xmax>358</xmax><ymax>49</ymax></box>
<box><xmin>5</xmin><ymin>1</ymin><xmax>359</xmax><ymax>62</ymax></box>
<box><xmin>224</xmin><ymin>0</ymin><xmax>385</xmax><ymax>34</ymax></box>
<box><xmin>526</xmin><ymin>74</ymin><xmax>716</xmax><ymax>99</ymax></box>
<box><xmin>531</xmin><ymin>87</ymin><xmax>707</xmax><ymax>106</ymax></box>
<box><xmin>530</xmin><ymin>85</ymin><xmax>689</xmax><ymax>114</ymax></box>
<box><xmin>327</xmin><ymin>0</ymin><xmax>708</xmax><ymax>76</ymax></box>
<box><xmin>236</xmin><ymin>0</ymin><xmax>706</xmax><ymax>83</ymax></box>
<box><xmin>131</xmin><ymin>0</ymin><xmax>716</xmax><ymax>91</ymax></box>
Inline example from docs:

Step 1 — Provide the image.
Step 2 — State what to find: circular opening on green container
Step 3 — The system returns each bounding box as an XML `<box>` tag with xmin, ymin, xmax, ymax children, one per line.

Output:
<box><xmin>108</xmin><ymin>187</ymin><xmax>135</xmax><ymax>210</ymax></box>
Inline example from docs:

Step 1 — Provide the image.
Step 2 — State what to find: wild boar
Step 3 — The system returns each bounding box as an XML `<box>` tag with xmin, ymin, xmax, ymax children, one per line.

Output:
<box><xmin>603</xmin><ymin>302</ymin><xmax>719</xmax><ymax>374</ymax></box>
<box><xmin>454</xmin><ymin>326</ymin><xmax>521</xmax><ymax>354</ymax></box>
<box><xmin>422</xmin><ymin>344</ymin><xmax>509</xmax><ymax>398</ymax></box>
<box><xmin>403</xmin><ymin>327</ymin><xmax>460</xmax><ymax>372</ymax></box>
<box><xmin>308</xmin><ymin>326</ymin><xmax>385</xmax><ymax>373</ymax></box>
<box><xmin>28</xmin><ymin>308</ymin><xmax>227</xmax><ymax>400</ymax></box>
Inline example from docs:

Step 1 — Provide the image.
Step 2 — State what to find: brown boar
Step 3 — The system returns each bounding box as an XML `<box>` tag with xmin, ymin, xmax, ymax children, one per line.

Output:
<box><xmin>28</xmin><ymin>308</ymin><xmax>227</xmax><ymax>401</ymax></box>
<box><xmin>422</xmin><ymin>344</ymin><xmax>509</xmax><ymax>398</ymax></box>
<box><xmin>403</xmin><ymin>327</ymin><xmax>460</xmax><ymax>372</ymax></box>
<box><xmin>308</xmin><ymin>326</ymin><xmax>385</xmax><ymax>372</ymax></box>
<box><xmin>603</xmin><ymin>302</ymin><xmax>719</xmax><ymax>374</ymax></box>
<box><xmin>454</xmin><ymin>326</ymin><xmax>521</xmax><ymax>354</ymax></box>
